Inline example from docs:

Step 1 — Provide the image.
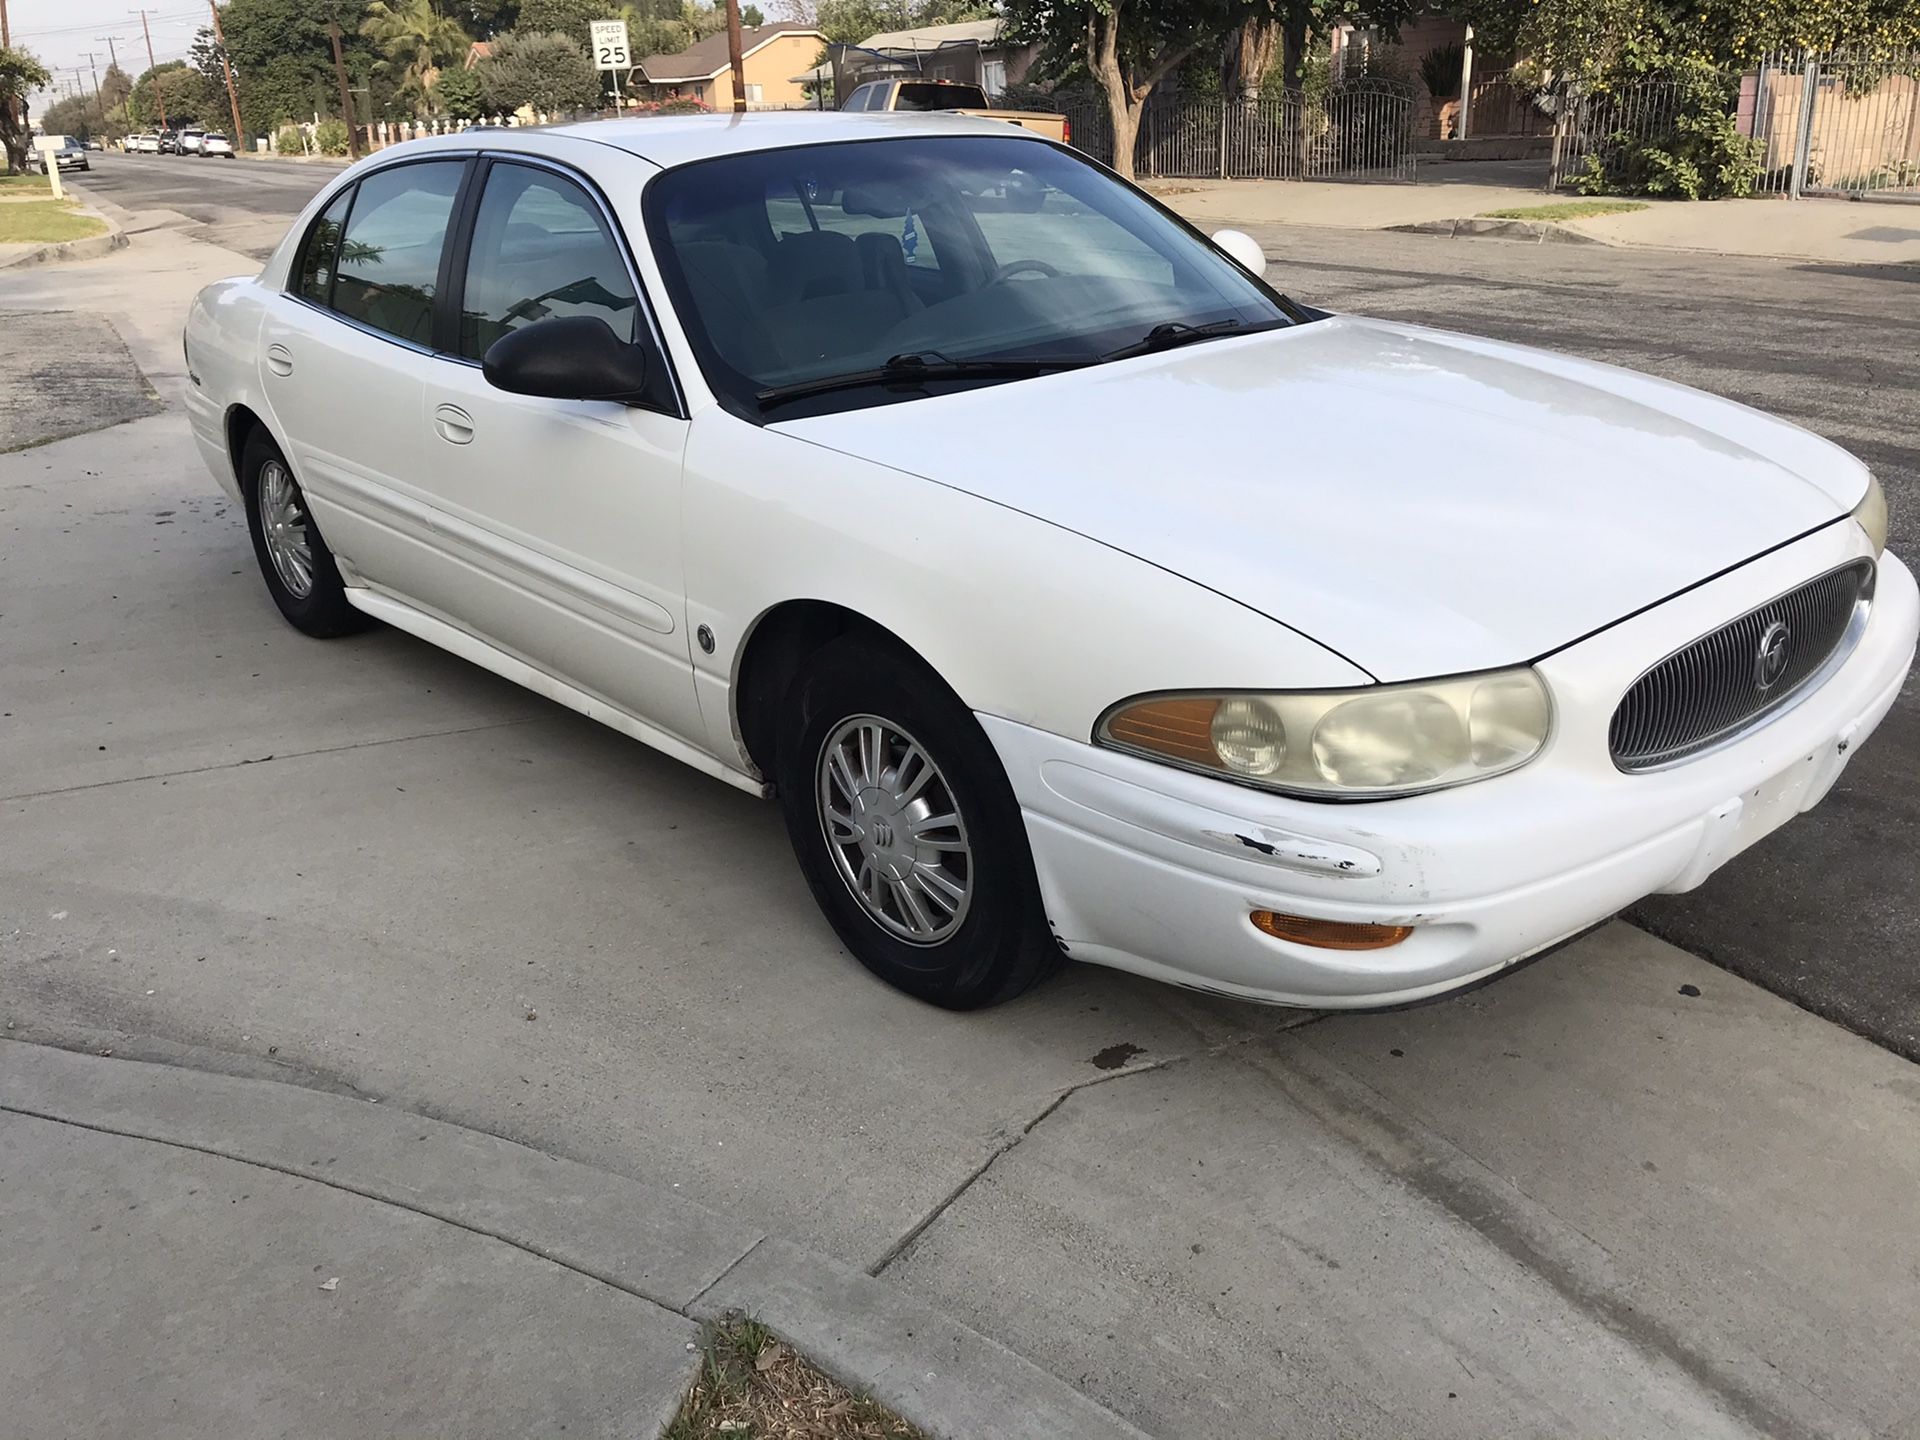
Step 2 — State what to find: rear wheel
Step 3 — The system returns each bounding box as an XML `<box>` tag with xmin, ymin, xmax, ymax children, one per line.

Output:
<box><xmin>775</xmin><ymin>635</ymin><xmax>1059</xmax><ymax>1009</ymax></box>
<box><xmin>241</xmin><ymin>430</ymin><xmax>364</xmax><ymax>637</ymax></box>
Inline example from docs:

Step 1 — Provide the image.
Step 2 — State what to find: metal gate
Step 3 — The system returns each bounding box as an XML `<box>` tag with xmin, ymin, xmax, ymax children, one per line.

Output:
<box><xmin>1056</xmin><ymin>87</ymin><xmax>1416</xmax><ymax>183</ymax></box>
<box><xmin>1743</xmin><ymin>48</ymin><xmax>1920</xmax><ymax>198</ymax></box>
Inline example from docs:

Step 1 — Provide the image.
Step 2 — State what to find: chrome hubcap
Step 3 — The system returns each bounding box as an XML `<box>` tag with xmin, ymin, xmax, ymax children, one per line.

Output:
<box><xmin>258</xmin><ymin>459</ymin><xmax>314</xmax><ymax>599</ymax></box>
<box><xmin>818</xmin><ymin>715</ymin><xmax>973</xmax><ymax>945</ymax></box>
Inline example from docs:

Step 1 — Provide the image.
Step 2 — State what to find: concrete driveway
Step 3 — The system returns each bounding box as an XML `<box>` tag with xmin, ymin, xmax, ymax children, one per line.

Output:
<box><xmin>4</xmin><ymin>205</ymin><xmax>1920</xmax><ymax>1439</ymax></box>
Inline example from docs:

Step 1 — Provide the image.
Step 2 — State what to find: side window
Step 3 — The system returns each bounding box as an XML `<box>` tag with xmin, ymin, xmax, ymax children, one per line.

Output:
<box><xmin>845</xmin><ymin>83</ymin><xmax>880</xmax><ymax>112</ymax></box>
<box><xmin>331</xmin><ymin>160</ymin><xmax>466</xmax><ymax>346</ymax></box>
<box><xmin>295</xmin><ymin>187</ymin><xmax>354</xmax><ymax>305</ymax></box>
<box><xmin>458</xmin><ymin>164</ymin><xmax>638</xmax><ymax>360</ymax></box>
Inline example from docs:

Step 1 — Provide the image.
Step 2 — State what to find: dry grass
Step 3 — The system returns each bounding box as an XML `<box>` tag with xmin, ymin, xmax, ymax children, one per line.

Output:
<box><xmin>666</xmin><ymin>1321</ymin><xmax>927</xmax><ymax>1440</ymax></box>
<box><xmin>0</xmin><ymin>200</ymin><xmax>106</xmax><ymax>245</ymax></box>
<box><xmin>1478</xmin><ymin>200</ymin><xmax>1650</xmax><ymax>221</ymax></box>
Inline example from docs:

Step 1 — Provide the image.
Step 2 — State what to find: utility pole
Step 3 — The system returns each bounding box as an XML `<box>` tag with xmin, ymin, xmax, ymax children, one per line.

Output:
<box><xmin>86</xmin><ymin>52</ymin><xmax>101</xmax><ymax>100</ymax></box>
<box><xmin>207</xmin><ymin>0</ymin><xmax>242</xmax><ymax>145</ymax></box>
<box><xmin>133</xmin><ymin>9</ymin><xmax>168</xmax><ymax>129</ymax></box>
<box><xmin>2</xmin><ymin>0</ymin><xmax>19</xmax><ymax>166</ymax></box>
<box><xmin>725</xmin><ymin>0</ymin><xmax>746</xmax><ymax>114</ymax></box>
<box><xmin>326</xmin><ymin>22</ymin><xmax>360</xmax><ymax>159</ymax></box>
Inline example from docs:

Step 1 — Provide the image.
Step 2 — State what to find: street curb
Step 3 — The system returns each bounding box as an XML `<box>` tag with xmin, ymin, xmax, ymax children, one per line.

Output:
<box><xmin>0</xmin><ymin>1039</ymin><xmax>1151</xmax><ymax>1440</ymax></box>
<box><xmin>1389</xmin><ymin>216</ymin><xmax>1614</xmax><ymax>246</ymax></box>
<box><xmin>0</xmin><ymin>198</ymin><xmax>128</xmax><ymax>270</ymax></box>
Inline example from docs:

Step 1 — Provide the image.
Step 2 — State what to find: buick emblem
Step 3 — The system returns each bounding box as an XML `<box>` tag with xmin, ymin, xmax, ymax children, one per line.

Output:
<box><xmin>1755</xmin><ymin>620</ymin><xmax>1792</xmax><ymax>691</ymax></box>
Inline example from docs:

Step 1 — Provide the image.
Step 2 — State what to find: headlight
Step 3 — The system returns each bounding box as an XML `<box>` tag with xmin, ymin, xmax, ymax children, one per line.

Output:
<box><xmin>1854</xmin><ymin>473</ymin><xmax>1888</xmax><ymax>556</ymax></box>
<box><xmin>1097</xmin><ymin>669</ymin><xmax>1551</xmax><ymax>799</ymax></box>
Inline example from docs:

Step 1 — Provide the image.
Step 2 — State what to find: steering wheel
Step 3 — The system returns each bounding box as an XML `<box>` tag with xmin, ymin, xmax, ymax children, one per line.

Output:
<box><xmin>986</xmin><ymin>259</ymin><xmax>1062</xmax><ymax>285</ymax></box>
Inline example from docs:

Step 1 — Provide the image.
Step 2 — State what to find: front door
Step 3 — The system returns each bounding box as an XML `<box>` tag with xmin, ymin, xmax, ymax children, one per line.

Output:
<box><xmin>416</xmin><ymin>157</ymin><xmax>703</xmax><ymax>747</ymax></box>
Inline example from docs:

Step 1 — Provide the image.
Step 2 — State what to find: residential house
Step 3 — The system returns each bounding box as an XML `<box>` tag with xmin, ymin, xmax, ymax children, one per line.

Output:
<box><xmin>636</xmin><ymin>23</ymin><xmax>825</xmax><ymax>110</ymax></box>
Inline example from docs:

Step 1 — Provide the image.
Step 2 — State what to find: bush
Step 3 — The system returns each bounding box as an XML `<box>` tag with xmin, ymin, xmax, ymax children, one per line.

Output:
<box><xmin>1574</xmin><ymin>78</ymin><xmax>1762</xmax><ymax>199</ymax></box>
<box><xmin>274</xmin><ymin>125</ymin><xmax>305</xmax><ymax>156</ymax></box>
<box><xmin>657</xmin><ymin>97</ymin><xmax>709</xmax><ymax>114</ymax></box>
<box><xmin>1420</xmin><ymin>43</ymin><xmax>1463</xmax><ymax>99</ymax></box>
<box><xmin>435</xmin><ymin>63</ymin><xmax>484</xmax><ymax>120</ymax></box>
<box><xmin>478</xmin><ymin>30</ymin><xmax>601</xmax><ymax>115</ymax></box>
<box><xmin>314</xmin><ymin>119</ymin><xmax>351</xmax><ymax>155</ymax></box>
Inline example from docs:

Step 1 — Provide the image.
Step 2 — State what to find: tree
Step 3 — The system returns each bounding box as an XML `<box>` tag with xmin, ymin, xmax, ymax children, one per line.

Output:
<box><xmin>363</xmin><ymin>0</ymin><xmax>475</xmax><ymax>112</ymax></box>
<box><xmin>743</xmin><ymin>4</ymin><xmax>765</xmax><ymax>24</ymax></box>
<box><xmin>518</xmin><ymin>0</ymin><xmax>606</xmax><ymax>40</ymax></box>
<box><xmin>99</xmin><ymin>63</ymin><xmax>135</xmax><ymax>118</ymax></box>
<box><xmin>813</xmin><ymin>0</ymin><xmax>991</xmax><ymax>46</ymax></box>
<box><xmin>209</xmin><ymin>0</ymin><xmax>381</xmax><ymax>124</ymax></box>
<box><xmin>1</xmin><ymin>45</ymin><xmax>50</xmax><ymax>173</ymax></box>
<box><xmin>132</xmin><ymin>61</ymin><xmax>221</xmax><ymax>127</ymax></box>
<box><xmin>478</xmin><ymin>29</ymin><xmax>602</xmax><ymax>111</ymax></box>
<box><xmin>1007</xmin><ymin>0</ymin><xmax>1416</xmax><ymax>179</ymax></box>
<box><xmin>436</xmin><ymin>61</ymin><xmax>486</xmax><ymax>115</ymax></box>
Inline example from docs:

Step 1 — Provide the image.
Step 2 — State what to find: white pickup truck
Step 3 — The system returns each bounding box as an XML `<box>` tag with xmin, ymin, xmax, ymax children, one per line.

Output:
<box><xmin>839</xmin><ymin>78</ymin><xmax>1070</xmax><ymax>145</ymax></box>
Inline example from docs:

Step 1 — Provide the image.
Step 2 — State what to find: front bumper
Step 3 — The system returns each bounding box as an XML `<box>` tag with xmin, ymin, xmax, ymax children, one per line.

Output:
<box><xmin>983</xmin><ymin>530</ymin><xmax>1917</xmax><ymax>1008</ymax></box>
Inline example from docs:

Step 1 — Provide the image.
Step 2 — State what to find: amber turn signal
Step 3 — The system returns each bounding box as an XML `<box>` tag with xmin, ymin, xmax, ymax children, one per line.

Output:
<box><xmin>1250</xmin><ymin>911</ymin><xmax>1414</xmax><ymax>950</ymax></box>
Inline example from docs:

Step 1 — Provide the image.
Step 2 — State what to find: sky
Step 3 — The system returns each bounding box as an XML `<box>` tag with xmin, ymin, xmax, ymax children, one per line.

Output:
<box><xmin>5</xmin><ymin>0</ymin><xmax>210</xmax><ymax>107</ymax></box>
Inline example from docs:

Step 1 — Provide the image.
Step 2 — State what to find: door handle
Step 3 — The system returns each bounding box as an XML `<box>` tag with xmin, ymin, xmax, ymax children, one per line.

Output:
<box><xmin>433</xmin><ymin>403</ymin><xmax>475</xmax><ymax>445</ymax></box>
<box><xmin>265</xmin><ymin>343</ymin><xmax>293</xmax><ymax>377</ymax></box>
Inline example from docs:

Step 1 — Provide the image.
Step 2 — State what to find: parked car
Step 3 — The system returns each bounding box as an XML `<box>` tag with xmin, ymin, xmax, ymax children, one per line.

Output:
<box><xmin>840</xmin><ymin>77</ymin><xmax>1067</xmax><ymax>143</ymax></box>
<box><xmin>157</xmin><ymin>130</ymin><xmax>180</xmax><ymax>153</ymax></box>
<box><xmin>181</xmin><ymin>115</ymin><xmax>1916</xmax><ymax>1012</ymax></box>
<box><xmin>27</xmin><ymin>134</ymin><xmax>89</xmax><ymax>172</ymax></box>
<box><xmin>200</xmin><ymin>132</ymin><xmax>236</xmax><ymax>159</ymax></box>
<box><xmin>179</xmin><ymin>128</ymin><xmax>207</xmax><ymax>156</ymax></box>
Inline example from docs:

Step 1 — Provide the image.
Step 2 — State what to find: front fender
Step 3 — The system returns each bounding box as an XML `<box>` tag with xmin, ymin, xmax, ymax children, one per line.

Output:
<box><xmin>681</xmin><ymin>412</ymin><xmax>1368</xmax><ymax>769</ymax></box>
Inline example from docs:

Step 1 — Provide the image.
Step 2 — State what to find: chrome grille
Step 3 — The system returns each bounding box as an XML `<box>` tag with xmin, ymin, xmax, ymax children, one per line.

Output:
<box><xmin>1609</xmin><ymin>560</ymin><xmax>1873</xmax><ymax>771</ymax></box>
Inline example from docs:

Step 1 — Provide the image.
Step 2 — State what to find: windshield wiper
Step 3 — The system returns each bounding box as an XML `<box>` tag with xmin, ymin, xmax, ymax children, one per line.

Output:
<box><xmin>1102</xmin><ymin>317</ymin><xmax>1288</xmax><ymax>362</ymax></box>
<box><xmin>756</xmin><ymin>351</ymin><xmax>1090</xmax><ymax>410</ymax></box>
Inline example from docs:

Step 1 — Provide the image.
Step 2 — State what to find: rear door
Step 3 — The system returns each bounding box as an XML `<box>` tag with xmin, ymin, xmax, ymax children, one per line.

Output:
<box><xmin>412</xmin><ymin>153</ymin><xmax>703</xmax><ymax>744</ymax></box>
<box><xmin>257</xmin><ymin>157</ymin><xmax>472</xmax><ymax>594</ymax></box>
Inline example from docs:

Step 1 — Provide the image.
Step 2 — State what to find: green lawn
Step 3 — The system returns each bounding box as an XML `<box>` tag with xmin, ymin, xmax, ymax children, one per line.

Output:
<box><xmin>0</xmin><ymin>172</ymin><xmax>57</xmax><ymax>192</ymax></box>
<box><xmin>1478</xmin><ymin>201</ymin><xmax>1650</xmax><ymax>221</ymax></box>
<box><xmin>0</xmin><ymin>200</ymin><xmax>108</xmax><ymax>245</ymax></box>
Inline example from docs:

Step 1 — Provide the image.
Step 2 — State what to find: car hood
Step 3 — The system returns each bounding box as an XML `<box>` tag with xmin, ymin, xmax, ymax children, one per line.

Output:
<box><xmin>777</xmin><ymin>315</ymin><xmax>1867</xmax><ymax>681</ymax></box>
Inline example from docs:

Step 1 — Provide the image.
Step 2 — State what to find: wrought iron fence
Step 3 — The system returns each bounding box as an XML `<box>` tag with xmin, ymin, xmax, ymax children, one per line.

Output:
<box><xmin>1549</xmin><ymin>48</ymin><xmax>1920</xmax><ymax>198</ymax></box>
<box><xmin>1052</xmin><ymin>86</ymin><xmax>1416</xmax><ymax>183</ymax></box>
<box><xmin>1741</xmin><ymin>47</ymin><xmax>1920</xmax><ymax>197</ymax></box>
<box><xmin>1546</xmin><ymin>80</ymin><xmax>1691</xmax><ymax>191</ymax></box>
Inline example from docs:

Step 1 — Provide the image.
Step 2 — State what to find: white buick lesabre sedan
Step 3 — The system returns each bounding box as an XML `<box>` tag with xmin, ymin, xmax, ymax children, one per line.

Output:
<box><xmin>183</xmin><ymin>113</ymin><xmax>1916</xmax><ymax>1011</ymax></box>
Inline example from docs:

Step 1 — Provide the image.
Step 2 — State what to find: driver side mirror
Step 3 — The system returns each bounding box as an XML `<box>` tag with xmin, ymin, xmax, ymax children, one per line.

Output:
<box><xmin>1210</xmin><ymin>228</ymin><xmax>1268</xmax><ymax>280</ymax></box>
<box><xmin>482</xmin><ymin>315</ymin><xmax>652</xmax><ymax>404</ymax></box>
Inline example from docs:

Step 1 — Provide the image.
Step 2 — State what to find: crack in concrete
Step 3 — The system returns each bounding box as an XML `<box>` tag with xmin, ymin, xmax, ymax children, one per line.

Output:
<box><xmin>1</xmin><ymin>716</ymin><xmax>540</xmax><ymax>803</ymax></box>
<box><xmin>866</xmin><ymin>1022</ymin><xmax>1319</xmax><ymax>1279</ymax></box>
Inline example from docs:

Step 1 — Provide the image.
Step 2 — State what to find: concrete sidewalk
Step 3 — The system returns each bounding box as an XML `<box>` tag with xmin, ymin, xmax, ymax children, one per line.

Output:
<box><xmin>1155</xmin><ymin>169</ymin><xmax>1920</xmax><ymax>265</ymax></box>
<box><xmin>0</xmin><ymin>1039</ymin><xmax>1149</xmax><ymax>1440</ymax></box>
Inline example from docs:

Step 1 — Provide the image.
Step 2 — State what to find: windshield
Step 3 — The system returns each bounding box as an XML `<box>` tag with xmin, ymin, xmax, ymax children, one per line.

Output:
<box><xmin>645</xmin><ymin>135</ymin><xmax>1292</xmax><ymax>418</ymax></box>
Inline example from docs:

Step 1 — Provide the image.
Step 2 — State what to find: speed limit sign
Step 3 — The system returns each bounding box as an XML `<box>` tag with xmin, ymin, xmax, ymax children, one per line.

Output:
<box><xmin>590</xmin><ymin>19</ymin><xmax>631</xmax><ymax>70</ymax></box>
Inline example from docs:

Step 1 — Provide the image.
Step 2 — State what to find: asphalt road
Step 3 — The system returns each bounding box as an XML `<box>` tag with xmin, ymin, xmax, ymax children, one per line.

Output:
<box><xmin>64</xmin><ymin>152</ymin><xmax>1920</xmax><ymax>1058</ymax></box>
<box><xmin>72</xmin><ymin>150</ymin><xmax>345</xmax><ymax>257</ymax></box>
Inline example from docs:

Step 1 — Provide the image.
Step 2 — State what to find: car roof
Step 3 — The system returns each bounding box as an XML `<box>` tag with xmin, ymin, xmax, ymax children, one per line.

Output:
<box><xmin>538</xmin><ymin>110</ymin><xmax>1039</xmax><ymax>170</ymax></box>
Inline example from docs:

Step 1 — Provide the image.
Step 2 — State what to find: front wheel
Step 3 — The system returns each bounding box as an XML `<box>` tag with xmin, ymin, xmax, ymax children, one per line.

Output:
<box><xmin>775</xmin><ymin>635</ymin><xmax>1058</xmax><ymax>1010</ymax></box>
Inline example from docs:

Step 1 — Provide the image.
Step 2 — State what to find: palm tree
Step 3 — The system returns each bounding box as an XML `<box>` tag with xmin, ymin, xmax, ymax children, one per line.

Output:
<box><xmin>361</xmin><ymin>0</ymin><xmax>473</xmax><ymax>114</ymax></box>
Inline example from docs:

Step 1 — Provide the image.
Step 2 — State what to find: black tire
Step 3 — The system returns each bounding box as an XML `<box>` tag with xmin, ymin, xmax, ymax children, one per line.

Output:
<box><xmin>775</xmin><ymin>634</ymin><xmax>1059</xmax><ymax>1010</ymax></box>
<box><xmin>240</xmin><ymin>429</ymin><xmax>364</xmax><ymax>637</ymax></box>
